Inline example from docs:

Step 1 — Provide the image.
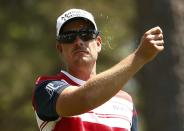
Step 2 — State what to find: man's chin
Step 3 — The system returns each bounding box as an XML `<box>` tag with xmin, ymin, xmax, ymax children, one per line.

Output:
<box><xmin>74</xmin><ymin>57</ymin><xmax>93</xmax><ymax>64</ymax></box>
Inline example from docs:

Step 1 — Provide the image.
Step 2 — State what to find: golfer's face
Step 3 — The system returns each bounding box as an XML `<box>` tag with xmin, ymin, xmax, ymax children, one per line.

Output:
<box><xmin>58</xmin><ymin>19</ymin><xmax>102</xmax><ymax>69</ymax></box>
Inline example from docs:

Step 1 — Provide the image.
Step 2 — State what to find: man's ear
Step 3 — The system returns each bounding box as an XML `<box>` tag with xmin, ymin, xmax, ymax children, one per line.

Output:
<box><xmin>56</xmin><ymin>42</ymin><xmax>63</xmax><ymax>53</ymax></box>
<box><xmin>96</xmin><ymin>35</ymin><xmax>102</xmax><ymax>53</ymax></box>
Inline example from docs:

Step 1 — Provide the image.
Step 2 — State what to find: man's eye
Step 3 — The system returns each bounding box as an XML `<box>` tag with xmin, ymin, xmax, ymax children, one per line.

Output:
<box><xmin>81</xmin><ymin>33</ymin><xmax>88</xmax><ymax>36</ymax></box>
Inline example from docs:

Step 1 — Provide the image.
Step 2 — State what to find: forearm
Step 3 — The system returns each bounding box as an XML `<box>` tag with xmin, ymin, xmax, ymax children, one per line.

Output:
<box><xmin>82</xmin><ymin>51</ymin><xmax>145</xmax><ymax>110</ymax></box>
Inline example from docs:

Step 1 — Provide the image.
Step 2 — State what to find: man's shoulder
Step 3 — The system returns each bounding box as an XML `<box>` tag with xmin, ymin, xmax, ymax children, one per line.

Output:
<box><xmin>35</xmin><ymin>75</ymin><xmax>62</xmax><ymax>85</ymax></box>
<box><xmin>35</xmin><ymin>71</ymin><xmax>80</xmax><ymax>86</ymax></box>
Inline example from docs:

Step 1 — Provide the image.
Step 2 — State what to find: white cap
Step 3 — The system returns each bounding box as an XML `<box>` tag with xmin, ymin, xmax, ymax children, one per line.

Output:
<box><xmin>56</xmin><ymin>9</ymin><xmax>97</xmax><ymax>37</ymax></box>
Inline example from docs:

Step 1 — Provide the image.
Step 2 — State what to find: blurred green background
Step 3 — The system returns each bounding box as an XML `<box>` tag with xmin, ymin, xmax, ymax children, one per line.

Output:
<box><xmin>1</xmin><ymin>0</ymin><xmax>184</xmax><ymax>131</ymax></box>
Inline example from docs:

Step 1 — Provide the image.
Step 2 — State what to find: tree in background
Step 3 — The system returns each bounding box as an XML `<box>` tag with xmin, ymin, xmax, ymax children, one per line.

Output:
<box><xmin>135</xmin><ymin>0</ymin><xmax>184</xmax><ymax>130</ymax></box>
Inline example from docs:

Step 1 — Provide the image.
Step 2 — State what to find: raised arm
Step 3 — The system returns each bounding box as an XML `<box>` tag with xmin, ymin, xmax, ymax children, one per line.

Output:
<box><xmin>56</xmin><ymin>26</ymin><xmax>164</xmax><ymax>116</ymax></box>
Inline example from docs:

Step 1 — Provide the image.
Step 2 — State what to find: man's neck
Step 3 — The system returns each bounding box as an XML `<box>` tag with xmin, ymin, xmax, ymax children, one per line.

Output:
<box><xmin>67</xmin><ymin>63</ymin><xmax>96</xmax><ymax>81</ymax></box>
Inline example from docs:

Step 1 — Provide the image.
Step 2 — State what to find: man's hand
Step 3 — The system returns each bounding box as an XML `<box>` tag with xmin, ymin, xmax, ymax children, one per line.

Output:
<box><xmin>135</xmin><ymin>26</ymin><xmax>164</xmax><ymax>63</ymax></box>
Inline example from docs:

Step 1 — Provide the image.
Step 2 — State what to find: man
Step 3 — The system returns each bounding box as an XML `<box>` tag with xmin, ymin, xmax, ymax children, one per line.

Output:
<box><xmin>32</xmin><ymin>9</ymin><xmax>164</xmax><ymax>131</ymax></box>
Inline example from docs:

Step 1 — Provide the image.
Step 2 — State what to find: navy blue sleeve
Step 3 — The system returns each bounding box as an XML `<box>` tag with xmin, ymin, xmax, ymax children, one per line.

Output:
<box><xmin>34</xmin><ymin>80</ymin><xmax>69</xmax><ymax>121</ymax></box>
<box><xmin>131</xmin><ymin>106</ymin><xmax>138</xmax><ymax>131</ymax></box>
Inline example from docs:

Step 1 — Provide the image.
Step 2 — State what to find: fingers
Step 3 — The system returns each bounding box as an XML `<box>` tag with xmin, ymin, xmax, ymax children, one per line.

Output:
<box><xmin>152</xmin><ymin>40</ymin><xmax>164</xmax><ymax>50</ymax></box>
<box><xmin>145</xmin><ymin>26</ymin><xmax>162</xmax><ymax>35</ymax></box>
<box><xmin>147</xmin><ymin>33</ymin><xmax>163</xmax><ymax>41</ymax></box>
<box><xmin>144</xmin><ymin>26</ymin><xmax>164</xmax><ymax>47</ymax></box>
<box><xmin>153</xmin><ymin>41</ymin><xmax>164</xmax><ymax>51</ymax></box>
<box><xmin>151</xmin><ymin>39</ymin><xmax>164</xmax><ymax>45</ymax></box>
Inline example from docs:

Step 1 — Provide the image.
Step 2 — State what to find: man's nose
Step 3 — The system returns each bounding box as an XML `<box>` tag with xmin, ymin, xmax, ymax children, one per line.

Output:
<box><xmin>74</xmin><ymin>36</ymin><xmax>84</xmax><ymax>46</ymax></box>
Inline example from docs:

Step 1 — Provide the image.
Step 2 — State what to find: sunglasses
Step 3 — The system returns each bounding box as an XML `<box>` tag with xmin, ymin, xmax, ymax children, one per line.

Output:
<box><xmin>57</xmin><ymin>29</ymin><xmax>99</xmax><ymax>44</ymax></box>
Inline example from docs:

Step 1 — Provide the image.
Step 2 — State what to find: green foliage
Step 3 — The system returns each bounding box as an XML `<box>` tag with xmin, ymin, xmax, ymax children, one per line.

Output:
<box><xmin>0</xmin><ymin>0</ymin><xmax>136</xmax><ymax>130</ymax></box>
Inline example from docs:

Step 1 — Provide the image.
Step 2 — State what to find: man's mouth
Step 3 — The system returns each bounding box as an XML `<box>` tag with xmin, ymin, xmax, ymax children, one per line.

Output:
<box><xmin>73</xmin><ymin>50</ymin><xmax>89</xmax><ymax>55</ymax></box>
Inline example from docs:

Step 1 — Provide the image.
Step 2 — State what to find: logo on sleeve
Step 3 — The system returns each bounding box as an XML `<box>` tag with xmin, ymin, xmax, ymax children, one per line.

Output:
<box><xmin>45</xmin><ymin>80</ymin><xmax>69</xmax><ymax>98</ymax></box>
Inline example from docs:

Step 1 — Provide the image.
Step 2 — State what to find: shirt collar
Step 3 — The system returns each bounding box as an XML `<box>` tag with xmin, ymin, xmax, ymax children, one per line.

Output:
<box><xmin>60</xmin><ymin>70</ymin><xmax>86</xmax><ymax>86</ymax></box>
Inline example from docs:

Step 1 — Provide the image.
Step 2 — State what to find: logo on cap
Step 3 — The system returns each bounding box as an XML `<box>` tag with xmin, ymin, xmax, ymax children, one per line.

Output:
<box><xmin>60</xmin><ymin>10</ymin><xmax>87</xmax><ymax>22</ymax></box>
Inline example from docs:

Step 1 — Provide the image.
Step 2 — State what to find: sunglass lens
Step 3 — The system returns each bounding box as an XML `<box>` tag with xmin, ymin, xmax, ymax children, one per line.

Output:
<box><xmin>60</xmin><ymin>32</ymin><xmax>76</xmax><ymax>43</ymax></box>
<box><xmin>80</xmin><ymin>30</ymin><xmax>98</xmax><ymax>41</ymax></box>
